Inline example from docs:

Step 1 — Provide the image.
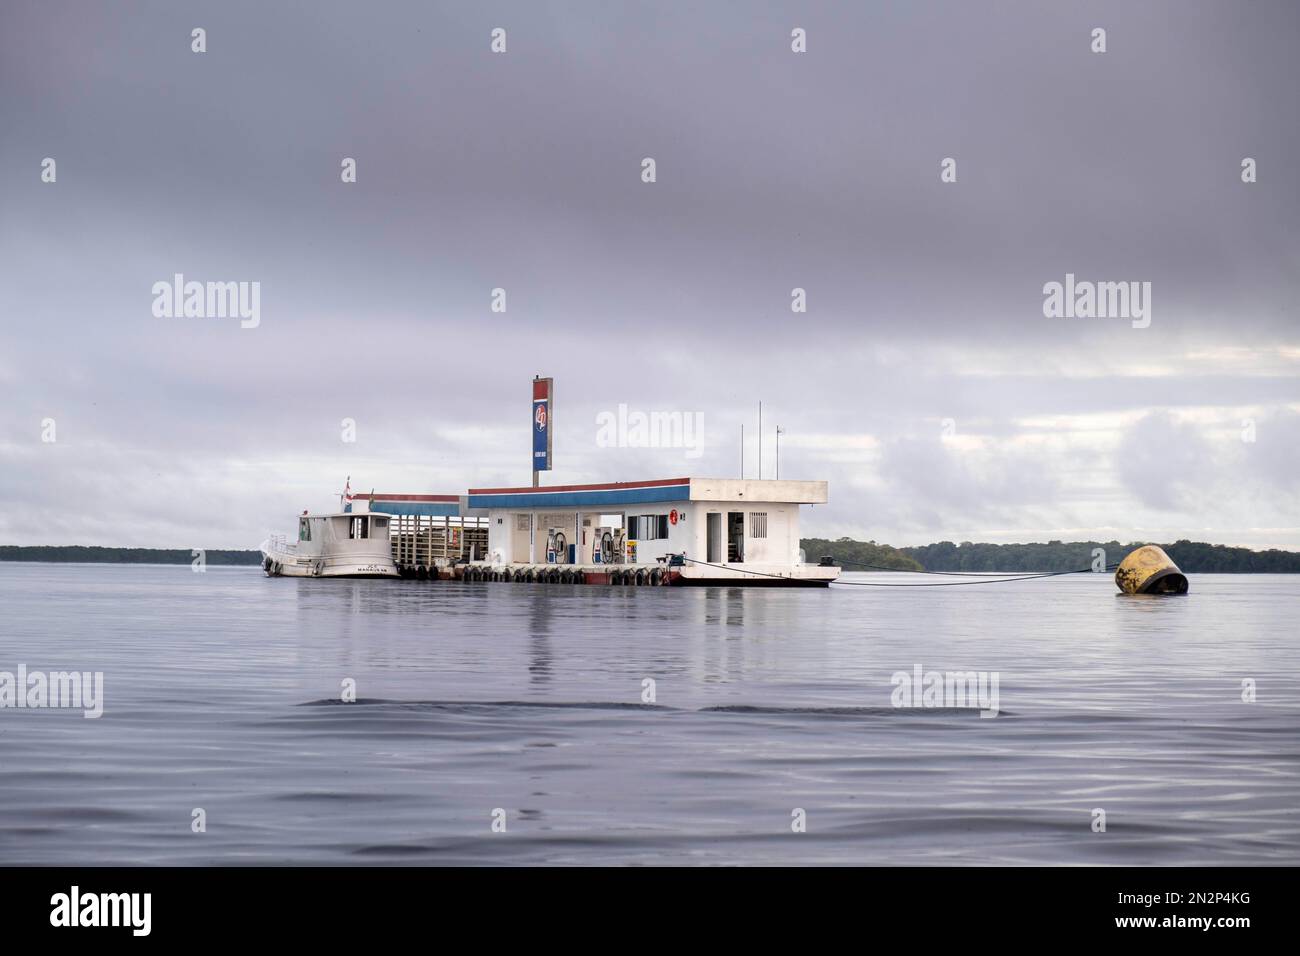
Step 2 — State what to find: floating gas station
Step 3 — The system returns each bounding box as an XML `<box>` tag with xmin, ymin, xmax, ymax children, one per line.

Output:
<box><xmin>466</xmin><ymin>476</ymin><xmax>838</xmax><ymax>586</ymax></box>
<box><xmin>266</xmin><ymin>376</ymin><xmax>841</xmax><ymax>585</ymax></box>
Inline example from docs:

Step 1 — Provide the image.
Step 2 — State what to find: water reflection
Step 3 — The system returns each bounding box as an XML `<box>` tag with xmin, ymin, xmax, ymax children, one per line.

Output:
<box><xmin>527</xmin><ymin>587</ymin><xmax>554</xmax><ymax>686</ymax></box>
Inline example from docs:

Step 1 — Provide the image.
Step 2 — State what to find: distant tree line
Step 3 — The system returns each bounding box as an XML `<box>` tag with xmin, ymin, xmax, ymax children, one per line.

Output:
<box><xmin>798</xmin><ymin>538</ymin><xmax>1300</xmax><ymax>573</ymax></box>
<box><xmin>897</xmin><ymin>539</ymin><xmax>1300</xmax><ymax>573</ymax></box>
<box><xmin>799</xmin><ymin>538</ymin><xmax>924</xmax><ymax>571</ymax></box>
<box><xmin>0</xmin><ymin>546</ymin><xmax>263</xmax><ymax>565</ymax></box>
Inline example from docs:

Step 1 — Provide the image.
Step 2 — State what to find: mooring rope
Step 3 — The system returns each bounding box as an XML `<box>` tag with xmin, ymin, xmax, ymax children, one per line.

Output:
<box><xmin>833</xmin><ymin>557</ymin><xmax>1119</xmax><ymax>578</ymax></box>
<box><xmin>678</xmin><ymin>556</ymin><xmax>1117</xmax><ymax>587</ymax></box>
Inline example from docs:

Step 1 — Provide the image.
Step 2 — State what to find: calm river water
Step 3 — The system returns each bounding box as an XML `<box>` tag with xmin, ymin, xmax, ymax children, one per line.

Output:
<box><xmin>1</xmin><ymin>563</ymin><xmax>1296</xmax><ymax>865</ymax></box>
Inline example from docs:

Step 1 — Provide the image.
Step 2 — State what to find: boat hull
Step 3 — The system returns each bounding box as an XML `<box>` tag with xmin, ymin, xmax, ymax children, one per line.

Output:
<box><xmin>261</xmin><ymin>551</ymin><xmax>398</xmax><ymax>579</ymax></box>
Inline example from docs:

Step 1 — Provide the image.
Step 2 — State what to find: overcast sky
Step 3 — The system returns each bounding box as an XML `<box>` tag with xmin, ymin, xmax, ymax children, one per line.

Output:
<box><xmin>1</xmin><ymin>0</ymin><xmax>1297</xmax><ymax>550</ymax></box>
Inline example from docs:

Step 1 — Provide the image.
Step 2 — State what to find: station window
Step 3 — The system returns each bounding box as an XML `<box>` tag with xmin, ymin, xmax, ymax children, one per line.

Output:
<box><xmin>628</xmin><ymin>515</ymin><xmax>670</xmax><ymax>540</ymax></box>
<box><xmin>750</xmin><ymin>512</ymin><xmax>768</xmax><ymax>538</ymax></box>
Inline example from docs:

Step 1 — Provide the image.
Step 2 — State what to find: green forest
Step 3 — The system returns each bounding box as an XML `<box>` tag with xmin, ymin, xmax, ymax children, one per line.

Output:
<box><xmin>802</xmin><ymin>538</ymin><xmax>1300</xmax><ymax>573</ymax></box>
<box><xmin>799</xmin><ymin>538</ymin><xmax>924</xmax><ymax>571</ymax></box>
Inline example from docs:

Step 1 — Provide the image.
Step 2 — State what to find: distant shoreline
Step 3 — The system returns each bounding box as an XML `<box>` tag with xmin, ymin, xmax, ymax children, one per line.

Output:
<box><xmin>803</xmin><ymin>537</ymin><xmax>1300</xmax><ymax>574</ymax></box>
<box><xmin>0</xmin><ymin>547</ymin><xmax>262</xmax><ymax>566</ymax></box>
<box><xmin>3</xmin><ymin>540</ymin><xmax>1298</xmax><ymax>573</ymax></box>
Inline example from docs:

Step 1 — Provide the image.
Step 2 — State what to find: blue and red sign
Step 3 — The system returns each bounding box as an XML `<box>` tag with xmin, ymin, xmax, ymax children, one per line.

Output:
<box><xmin>532</xmin><ymin>378</ymin><xmax>552</xmax><ymax>472</ymax></box>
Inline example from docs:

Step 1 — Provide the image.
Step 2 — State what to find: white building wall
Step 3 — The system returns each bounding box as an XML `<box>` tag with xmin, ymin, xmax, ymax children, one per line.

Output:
<box><xmin>687</xmin><ymin>500</ymin><xmax>801</xmax><ymax>564</ymax></box>
<box><xmin>510</xmin><ymin>513</ymin><xmax>532</xmax><ymax>562</ymax></box>
<box><xmin>487</xmin><ymin>513</ymin><xmax>511</xmax><ymax>561</ymax></box>
<box><xmin>621</xmin><ymin>503</ymin><xmax>691</xmax><ymax>565</ymax></box>
<box><xmin>484</xmin><ymin>497</ymin><xmax>804</xmax><ymax>566</ymax></box>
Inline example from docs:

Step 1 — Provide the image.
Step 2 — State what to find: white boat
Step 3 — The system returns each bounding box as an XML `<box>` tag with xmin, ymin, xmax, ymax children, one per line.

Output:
<box><xmin>260</xmin><ymin>509</ymin><xmax>398</xmax><ymax>578</ymax></box>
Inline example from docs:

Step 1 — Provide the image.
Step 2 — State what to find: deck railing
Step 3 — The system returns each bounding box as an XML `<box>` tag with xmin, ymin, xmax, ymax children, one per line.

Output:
<box><xmin>388</xmin><ymin>515</ymin><xmax>489</xmax><ymax>567</ymax></box>
<box><xmin>266</xmin><ymin>533</ymin><xmax>299</xmax><ymax>555</ymax></box>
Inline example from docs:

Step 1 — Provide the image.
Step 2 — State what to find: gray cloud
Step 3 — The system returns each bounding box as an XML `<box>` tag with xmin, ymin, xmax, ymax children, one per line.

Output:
<box><xmin>1116</xmin><ymin>412</ymin><xmax>1218</xmax><ymax>512</ymax></box>
<box><xmin>1</xmin><ymin>1</ymin><xmax>1297</xmax><ymax>549</ymax></box>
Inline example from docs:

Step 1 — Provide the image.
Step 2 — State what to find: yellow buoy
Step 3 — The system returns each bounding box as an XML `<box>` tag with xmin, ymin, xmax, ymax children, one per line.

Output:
<box><xmin>1115</xmin><ymin>545</ymin><xmax>1189</xmax><ymax>595</ymax></box>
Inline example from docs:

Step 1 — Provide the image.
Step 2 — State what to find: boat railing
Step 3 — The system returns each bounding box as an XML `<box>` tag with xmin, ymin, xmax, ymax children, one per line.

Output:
<box><xmin>266</xmin><ymin>533</ymin><xmax>298</xmax><ymax>555</ymax></box>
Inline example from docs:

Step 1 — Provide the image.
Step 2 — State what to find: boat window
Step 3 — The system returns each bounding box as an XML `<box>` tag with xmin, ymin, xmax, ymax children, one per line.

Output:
<box><xmin>750</xmin><ymin>512</ymin><xmax>768</xmax><ymax>539</ymax></box>
<box><xmin>299</xmin><ymin>518</ymin><xmax>311</xmax><ymax>542</ymax></box>
<box><xmin>372</xmin><ymin>517</ymin><xmax>388</xmax><ymax>530</ymax></box>
<box><xmin>349</xmin><ymin>516</ymin><xmax>369</xmax><ymax>539</ymax></box>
